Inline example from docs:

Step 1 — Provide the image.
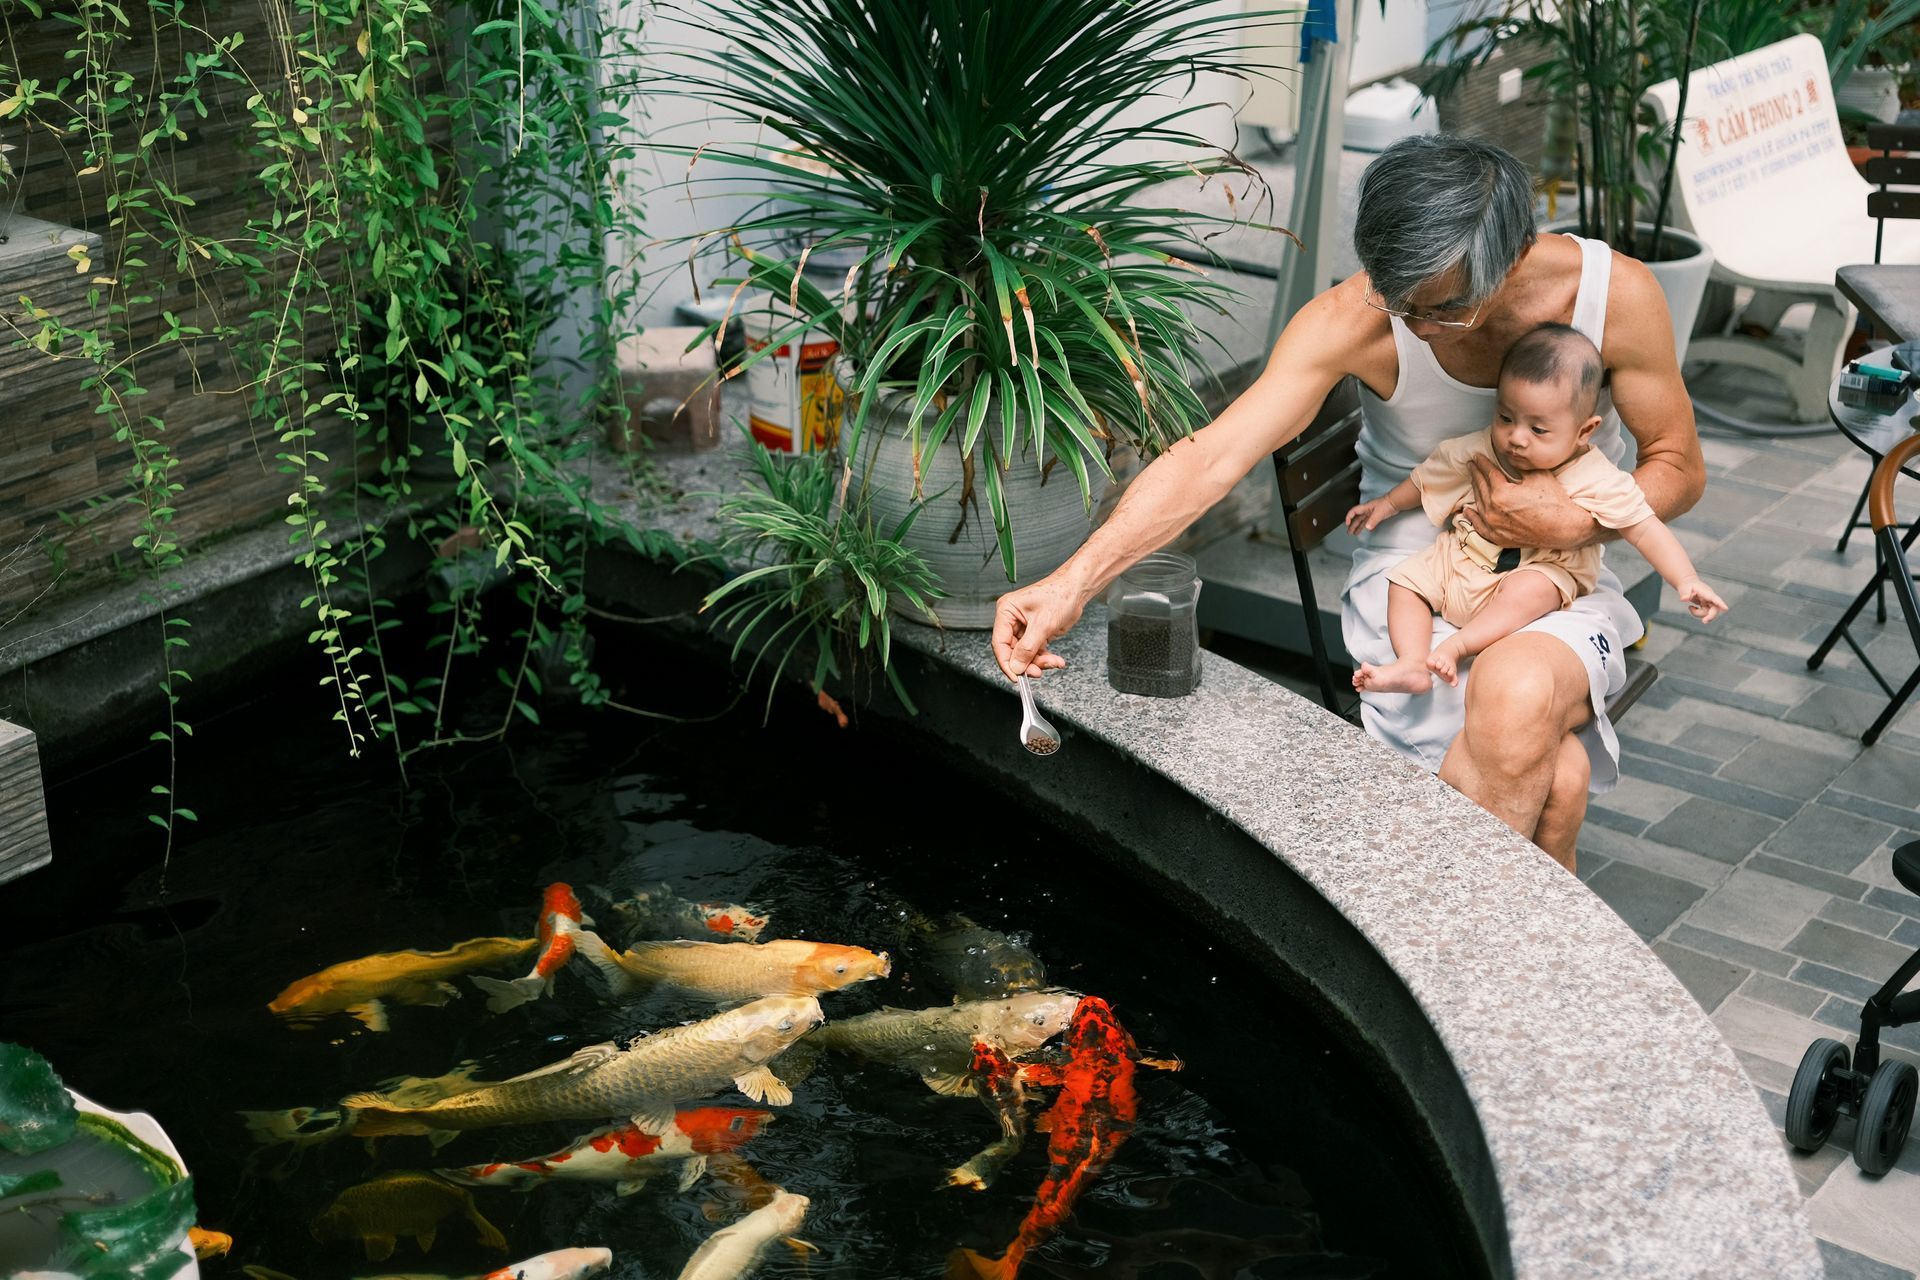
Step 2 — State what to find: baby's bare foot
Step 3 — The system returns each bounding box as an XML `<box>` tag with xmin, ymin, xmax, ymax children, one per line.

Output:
<box><xmin>1426</xmin><ymin>641</ymin><xmax>1465</xmax><ymax>686</ymax></box>
<box><xmin>1354</xmin><ymin>658</ymin><xmax>1433</xmax><ymax>695</ymax></box>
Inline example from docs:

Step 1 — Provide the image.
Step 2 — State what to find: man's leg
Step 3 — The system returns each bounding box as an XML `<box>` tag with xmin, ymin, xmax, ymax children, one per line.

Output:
<box><xmin>1437</xmin><ymin>632</ymin><xmax>1592</xmax><ymax>865</ymax></box>
<box><xmin>1533</xmin><ymin>735</ymin><xmax>1591</xmax><ymax>872</ymax></box>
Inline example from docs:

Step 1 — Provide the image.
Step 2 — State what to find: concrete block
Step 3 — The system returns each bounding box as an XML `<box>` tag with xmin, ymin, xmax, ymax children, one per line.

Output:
<box><xmin>0</xmin><ymin>718</ymin><xmax>50</xmax><ymax>885</ymax></box>
<box><xmin>1651</xmin><ymin>940</ymin><xmax>1747</xmax><ymax>1012</ymax></box>
<box><xmin>614</xmin><ymin>326</ymin><xmax>721</xmax><ymax>451</ymax></box>
<box><xmin>1765</xmin><ymin>805</ymin><xmax>1897</xmax><ymax>874</ymax></box>
<box><xmin>1586</xmin><ymin>861</ymin><xmax>1703</xmax><ymax>940</ymax></box>
<box><xmin>1645</xmin><ymin>796</ymin><xmax>1783</xmax><ymax>863</ymax></box>
<box><xmin>1785</xmin><ymin>919</ymin><xmax>1917</xmax><ymax>981</ymax></box>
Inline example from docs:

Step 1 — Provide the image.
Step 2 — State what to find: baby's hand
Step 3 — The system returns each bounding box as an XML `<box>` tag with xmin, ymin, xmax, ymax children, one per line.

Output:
<box><xmin>1344</xmin><ymin>498</ymin><xmax>1394</xmax><ymax>535</ymax></box>
<box><xmin>1678</xmin><ymin>580</ymin><xmax>1730</xmax><ymax>624</ymax></box>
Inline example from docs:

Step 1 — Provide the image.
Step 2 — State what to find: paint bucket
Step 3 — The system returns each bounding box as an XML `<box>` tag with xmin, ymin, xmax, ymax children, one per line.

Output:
<box><xmin>740</xmin><ymin>303</ymin><xmax>843</xmax><ymax>454</ymax></box>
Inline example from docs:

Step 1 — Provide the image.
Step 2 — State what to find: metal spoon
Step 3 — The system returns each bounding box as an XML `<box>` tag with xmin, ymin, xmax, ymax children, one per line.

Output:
<box><xmin>1017</xmin><ymin>674</ymin><xmax>1061</xmax><ymax>756</ymax></box>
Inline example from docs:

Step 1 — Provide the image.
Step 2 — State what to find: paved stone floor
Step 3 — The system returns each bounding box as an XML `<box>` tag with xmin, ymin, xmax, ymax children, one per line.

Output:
<box><xmin>1577</xmin><ymin>363</ymin><xmax>1920</xmax><ymax>1279</ymax></box>
<box><xmin>1209</xmin><ymin>358</ymin><xmax>1920</xmax><ymax>1276</ymax></box>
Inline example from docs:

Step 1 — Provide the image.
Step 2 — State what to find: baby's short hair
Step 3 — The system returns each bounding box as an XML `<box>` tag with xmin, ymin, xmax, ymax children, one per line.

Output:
<box><xmin>1501</xmin><ymin>323</ymin><xmax>1602</xmax><ymax>418</ymax></box>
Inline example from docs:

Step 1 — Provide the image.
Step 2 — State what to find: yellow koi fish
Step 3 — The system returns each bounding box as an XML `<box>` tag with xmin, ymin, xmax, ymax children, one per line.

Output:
<box><xmin>309</xmin><ymin>1171</ymin><xmax>507</xmax><ymax>1261</ymax></box>
<box><xmin>573</xmin><ymin>930</ymin><xmax>889</xmax><ymax>1004</ymax></box>
<box><xmin>343</xmin><ymin>995</ymin><xmax>822</xmax><ymax>1140</ymax></box>
<box><xmin>269</xmin><ymin>937</ymin><xmax>538</xmax><ymax>1032</ymax></box>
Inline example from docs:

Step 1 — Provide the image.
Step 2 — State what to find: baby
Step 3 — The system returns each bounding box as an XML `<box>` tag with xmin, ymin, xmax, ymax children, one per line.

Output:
<box><xmin>1344</xmin><ymin>322</ymin><xmax>1727</xmax><ymax>695</ymax></box>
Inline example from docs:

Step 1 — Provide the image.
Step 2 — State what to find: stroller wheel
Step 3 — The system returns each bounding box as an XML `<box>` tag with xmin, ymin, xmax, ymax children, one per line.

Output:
<box><xmin>1852</xmin><ymin>1060</ymin><xmax>1917</xmax><ymax>1176</ymax></box>
<box><xmin>1786</xmin><ymin>1038</ymin><xmax>1851</xmax><ymax>1152</ymax></box>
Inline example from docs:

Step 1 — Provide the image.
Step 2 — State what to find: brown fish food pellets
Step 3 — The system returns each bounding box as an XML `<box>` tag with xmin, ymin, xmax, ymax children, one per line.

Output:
<box><xmin>1107</xmin><ymin>614</ymin><xmax>1200</xmax><ymax>697</ymax></box>
<box><xmin>1025</xmin><ymin>733</ymin><xmax>1059</xmax><ymax>756</ymax></box>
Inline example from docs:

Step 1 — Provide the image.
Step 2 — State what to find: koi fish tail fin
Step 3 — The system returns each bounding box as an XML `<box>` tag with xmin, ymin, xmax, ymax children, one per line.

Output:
<box><xmin>571</xmin><ymin>928</ymin><xmax>642</xmax><ymax>999</ymax></box>
<box><xmin>944</xmin><ymin>1247</ymin><xmax>1016</xmax><ymax>1280</ymax></box>
<box><xmin>339</xmin><ymin>1094</ymin><xmax>435</xmax><ymax>1138</ymax></box>
<box><xmin>437</xmin><ymin>1163</ymin><xmax>528</xmax><ymax>1191</ymax></box>
<box><xmin>471</xmin><ymin>973</ymin><xmax>543</xmax><ymax>1014</ymax></box>
<box><xmin>465</xmin><ymin>1204</ymin><xmax>509</xmax><ymax>1251</ymax></box>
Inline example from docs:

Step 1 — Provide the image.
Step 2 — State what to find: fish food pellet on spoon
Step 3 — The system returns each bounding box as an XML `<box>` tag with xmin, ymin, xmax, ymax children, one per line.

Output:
<box><xmin>1106</xmin><ymin>613</ymin><xmax>1199</xmax><ymax>697</ymax></box>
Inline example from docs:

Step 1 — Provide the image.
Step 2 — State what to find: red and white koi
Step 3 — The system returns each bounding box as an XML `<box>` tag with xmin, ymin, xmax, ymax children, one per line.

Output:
<box><xmin>440</xmin><ymin>1107</ymin><xmax>772</xmax><ymax>1196</ymax></box>
<box><xmin>471</xmin><ymin>883</ymin><xmax>592</xmax><ymax>1013</ymax></box>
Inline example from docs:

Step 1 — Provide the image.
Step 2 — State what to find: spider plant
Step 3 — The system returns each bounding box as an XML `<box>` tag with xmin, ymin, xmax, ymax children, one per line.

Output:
<box><xmin>703</xmin><ymin>439</ymin><xmax>945</xmax><ymax>714</ymax></box>
<box><xmin>644</xmin><ymin>0</ymin><xmax>1290</xmax><ymax>579</ymax></box>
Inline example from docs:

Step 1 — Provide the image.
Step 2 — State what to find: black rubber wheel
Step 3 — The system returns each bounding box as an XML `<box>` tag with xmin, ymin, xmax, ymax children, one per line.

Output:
<box><xmin>1853</xmin><ymin>1060</ymin><xmax>1918</xmax><ymax>1176</ymax></box>
<box><xmin>1786</xmin><ymin>1038</ymin><xmax>1851</xmax><ymax>1152</ymax></box>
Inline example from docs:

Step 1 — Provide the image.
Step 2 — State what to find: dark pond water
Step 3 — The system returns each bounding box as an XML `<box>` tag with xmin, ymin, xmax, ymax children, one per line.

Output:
<box><xmin>0</xmin><ymin>622</ymin><xmax>1484</xmax><ymax>1279</ymax></box>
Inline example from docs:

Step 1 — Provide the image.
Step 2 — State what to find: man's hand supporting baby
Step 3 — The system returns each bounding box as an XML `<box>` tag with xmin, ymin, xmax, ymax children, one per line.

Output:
<box><xmin>1458</xmin><ymin>454</ymin><xmax>1600</xmax><ymax>551</ymax></box>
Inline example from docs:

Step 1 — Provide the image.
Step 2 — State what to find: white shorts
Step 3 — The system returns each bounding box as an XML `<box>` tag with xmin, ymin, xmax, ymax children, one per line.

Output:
<box><xmin>1341</xmin><ymin>524</ymin><xmax>1641</xmax><ymax>795</ymax></box>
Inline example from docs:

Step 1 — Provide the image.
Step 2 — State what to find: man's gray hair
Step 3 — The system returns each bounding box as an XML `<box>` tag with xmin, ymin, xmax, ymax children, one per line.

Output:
<box><xmin>1353</xmin><ymin>135</ymin><xmax>1537</xmax><ymax>309</ymax></box>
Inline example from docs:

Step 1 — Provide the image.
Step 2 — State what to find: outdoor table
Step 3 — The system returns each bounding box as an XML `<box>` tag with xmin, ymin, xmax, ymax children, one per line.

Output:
<box><xmin>1808</xmin><ymin>343</ymin><xmax>1920</xmax><ymax>674</ymax></box>
<box><xmin>1838</xmin><ymin>264</ymin><xmax>1920</xmax><ymax>344</ymax></box>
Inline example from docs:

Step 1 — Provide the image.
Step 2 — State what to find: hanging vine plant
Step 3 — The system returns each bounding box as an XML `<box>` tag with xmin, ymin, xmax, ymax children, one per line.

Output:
<box><xmin>0</xmin><ymin>0</ymin><xmax>674</xmax><ymax>841</ymax></box>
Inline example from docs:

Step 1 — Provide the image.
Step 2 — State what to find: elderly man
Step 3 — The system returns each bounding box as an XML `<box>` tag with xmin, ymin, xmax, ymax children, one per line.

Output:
<box><xmin>991</xmin><ymin>135</ymin><xmax>1705</xmax><ymax>870</ymax></box>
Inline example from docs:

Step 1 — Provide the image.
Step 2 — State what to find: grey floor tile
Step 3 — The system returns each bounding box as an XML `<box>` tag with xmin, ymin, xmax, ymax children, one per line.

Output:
<box><xmin>1675</xmin><ymin>722</ymin><xmax>1759</xmax><ymax>761</ymax></box>
<box><xmin>1683</xmin><ymin>866</ymin><xmax>1833</xmax><ymax>949</ymax></box>
<box><xmin>1617</xmin><ymin>734</ymin><xmax>1723</xmax><ymax>775</ymax></box>
<box><xmin>1896</xmin><ymin>919</ymin><xmax>1920</xmax><ymax>948</ymax></box>
<box><xmin>1584</xmin><ymin>861</ymin><xmax>1704</xmax><ymax>941</ymax></box>
<box><xmin>1864</xmin><ymin>888</ymin><xmax>1920</xmax><ymax>922</ymax></box>
<box><xmin>1819</xmin><ymin>897</ymin><xmax>1907</xmax><ymax>938</ymax></box>
<box><xmin>1656</xmin><ymin>672</ymin><xmax>1801</xmax><ymax>720</ymax></box>
<box><xmin>1582</xmin><ymin>805</ymin><xmax>1649</xmax><ymax>839</ymax></box>
<box><xmin>1739</xmin><ymin>972</ymin><xmax>1828</xmax><ymax>1017</ymax></box>
<box><xmin>1790</xmin><ymin>683</ymin><xmax>1919</xmax><ymax>737</ymax></box>
<box><xmin>1833</xmin><ymin>792</ymin><xmax>1920</xmax><ymax>834</ymax></box>
<box><xmin>1818</xmin><ymin>1240</ymin><xmax>1917</xmax><ymax>1280</ymax></box>
<box><xmin>1573</xmin><ymin>854</ymin><xmax>1611</xmax><ymax>885</ymax></box>
<box><xmin>1831</xmin><ymin>745</ymin><xmax>1920</xmax><ymax>814</ymax></box>
<box><xmin>1645</xmin><ymin>796</ymin><xmax>1783</xmax><ymax>863</ymax></box>
<box><xmin>1721</xmin><ymin>740</ymin><xmax>1855</xmax><ymax>804</ymax></box>
<box><xmin>1650</xmin><ymin>941</ymin><xmax>1748</xmax><ymax>1013</ymax></box>
<box><xmin>1671</xmin><ymin>924</ymin><xmax>1798</xmax><ymax>977</ymax></box>
<box><xmin>1795</xmin><ymin>1144</ymin><xmax>1855</xmax><ymax>1202</ymax></box>
<box><xmin>1750</xmin><ymin>852</ymin><xmax>1874</xmax><ymax>901</ymax></box>
<box><xmin>1574</xmin><ymin>822</ymin><xmax>1731</xmax><ymax>889</ymax></box>
<box><xmin>1787</xmin><ymin>919</ymin><xmax>1919</xmax><ymax>981</ymax></box>
<box><xmin>1764</xmin><ymin>805</ymin><xmax>1896</xmax><ymax>874</ymax></box>
<box><xmin>1791</xmin><ymin>960</ymin><xmax>1886</xmax><ymax>1003</ymax></box>
<box><xmin>1651</xmin><ymin>761</ymin><xmax>1807</xmax><ymax>820</ymax></box>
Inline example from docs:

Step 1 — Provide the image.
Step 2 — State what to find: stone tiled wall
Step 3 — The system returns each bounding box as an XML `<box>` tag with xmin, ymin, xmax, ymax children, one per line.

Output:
<box><xmin>0</xmin><ymin>0</ymin><xmax>366</xmax><ymax>618</ymax></box>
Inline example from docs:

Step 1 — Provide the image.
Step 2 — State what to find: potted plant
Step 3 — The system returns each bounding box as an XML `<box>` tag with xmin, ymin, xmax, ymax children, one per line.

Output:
<box><xmin>1424</xmin><ymin>0</ymin><xmax>1717</xmax><ymax>360</ymax></box>
<box><xmin>655</xmin><ymin>0</ymin><xmax>1282</xmax><ymax>629</ymax></box>
<box><xmin>0</xmin><ymin>1043</ymin><xmax>200</xmax><ymax>1278</ymax></box>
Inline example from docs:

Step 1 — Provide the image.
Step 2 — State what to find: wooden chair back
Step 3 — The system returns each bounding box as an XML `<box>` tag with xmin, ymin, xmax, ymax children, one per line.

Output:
<box><xmin>1865</xmin><ymin>123</ymin><xmax>1920</xmax><ymax>264</ymax></box>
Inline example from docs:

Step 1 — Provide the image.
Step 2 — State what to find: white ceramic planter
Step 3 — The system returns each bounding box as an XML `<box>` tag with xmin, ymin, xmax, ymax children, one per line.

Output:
<box><xmin>856</xmin><ymin>395</ymin><xmax>1108</xmax><ymax>629</ymax></box>
<box><xmin>1837</xmin><ymin>66</ymin><xmax>1902</xmax><ymax>125</ymax></box>
<box><xmin>1547</xmin><ymin>222</ymin><xmax>1713</xmax><ymax>366</ymax></box>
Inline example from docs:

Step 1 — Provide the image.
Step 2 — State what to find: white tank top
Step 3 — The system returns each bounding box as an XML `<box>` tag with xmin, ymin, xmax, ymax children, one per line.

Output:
<box><xmin>1354</xmin><ymin>234</ymin><xmax>1629</xmax><ymax>554</ymax></box>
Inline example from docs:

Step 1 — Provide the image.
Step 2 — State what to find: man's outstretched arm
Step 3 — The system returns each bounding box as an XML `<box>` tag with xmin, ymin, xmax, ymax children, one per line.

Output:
<box><xmin>992</xmin><ymin>282</ymin><xmax>1374</xmax><ymax>680</ymax></box>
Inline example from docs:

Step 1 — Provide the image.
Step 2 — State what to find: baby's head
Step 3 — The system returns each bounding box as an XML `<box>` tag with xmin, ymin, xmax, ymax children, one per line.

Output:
<box><xmin>1493</xmin><ymin>323</ymin><xmax>1603</xmax><ymax>472</ymax></box>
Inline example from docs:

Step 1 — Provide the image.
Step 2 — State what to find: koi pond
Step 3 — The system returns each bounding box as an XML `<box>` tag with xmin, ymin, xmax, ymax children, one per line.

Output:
<box><xmin>0</xmin><ymin>625</ymin><xmax>1485</xmax><ymax>1278</ymax></box>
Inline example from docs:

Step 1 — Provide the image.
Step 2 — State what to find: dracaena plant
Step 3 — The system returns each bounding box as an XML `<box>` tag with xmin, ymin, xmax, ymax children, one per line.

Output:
<box><xmin>642</xmin><ymin>0</ymin><xmax>1286</xmax><ymax>578</ymax></box>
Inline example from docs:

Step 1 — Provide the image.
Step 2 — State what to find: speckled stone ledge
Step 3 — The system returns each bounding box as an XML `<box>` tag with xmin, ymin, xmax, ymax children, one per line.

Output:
<box><xmin>614</xmin><ymin>445</ymin><xmax>1823</xmax><ymax>1280</ymax></box>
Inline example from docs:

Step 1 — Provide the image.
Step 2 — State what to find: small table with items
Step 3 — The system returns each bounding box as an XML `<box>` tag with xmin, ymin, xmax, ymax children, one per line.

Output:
<box><xmin>1808</xmin><ymin>342</ymin><xmax>1920</xmax><ymax>741</ymax></box>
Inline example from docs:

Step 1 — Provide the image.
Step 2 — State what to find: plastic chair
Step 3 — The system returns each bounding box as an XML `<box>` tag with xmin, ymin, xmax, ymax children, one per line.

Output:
<box><xmin>1269</xmin><ymin>378</ymin><xmax>1658</xmax><ymax>723</ymax></box>
<box><xmin>1646</xmin><ymin>37</ymin><xmax>1920</xmax><ymax>422</ymax></box>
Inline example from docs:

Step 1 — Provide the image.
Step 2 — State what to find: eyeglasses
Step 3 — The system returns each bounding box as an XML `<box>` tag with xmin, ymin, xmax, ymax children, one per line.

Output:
<box><xmin>1363</xmin><ymin>286</ymin><xmax>1486</xmax><ymax>330</ymax></box>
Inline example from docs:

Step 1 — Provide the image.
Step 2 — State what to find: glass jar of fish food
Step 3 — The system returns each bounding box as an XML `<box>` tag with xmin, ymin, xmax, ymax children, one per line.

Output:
<box><xmin>1105</xmin><ymin>552</ymin><xmax>1202</xmax><ymax>697</ymax></box>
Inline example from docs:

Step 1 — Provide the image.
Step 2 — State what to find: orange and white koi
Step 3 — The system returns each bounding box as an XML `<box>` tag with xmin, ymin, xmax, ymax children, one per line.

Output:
<box><xmin>440</xmin><ymin>1107</ymin><xmax>771</xmax><ymax>1196</ymax></box>
<box><xmin>471</xmin><ymin>883</ymin><xmax>592</xmax><ymax>1013</ymax></box>
<box><xmin>573</xmin><ymin>930</ymin><xmax>889</xmax><ymax>1004</ymax></box>
<box><xmin>268</xmin><ymin>937</ymin><xmax>539</xmax><ymax>1032</ymax></box>
<box><xmin>947</xmin><ymin>997</ymin><xmax>1142</xmax><ymax>1280</ymax></box>
<box><xmin>944</xmin><ymin>1041</ymin><xmax>1026</xmax><ymax>1192</ymax></box>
